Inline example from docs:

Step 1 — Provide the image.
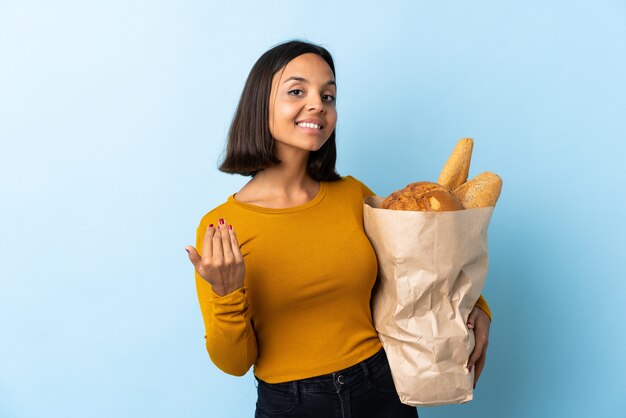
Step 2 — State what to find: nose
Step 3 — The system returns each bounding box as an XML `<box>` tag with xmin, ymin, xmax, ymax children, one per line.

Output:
<box><xmin>307</xmin><ymin>96</ymin><xmax>325</xmax><ymax>113</ymax></box>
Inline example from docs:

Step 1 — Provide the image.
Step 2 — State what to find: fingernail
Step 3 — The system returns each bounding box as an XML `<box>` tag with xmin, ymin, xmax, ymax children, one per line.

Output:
<box><xmin>209</xmin><ymin>224</ymin><xmax>214</xmax><ymax>228</ymax></box>
<box><xmin>219</xmin><ymin>218</ymin><xmax>225</xmax><ymax>225</ymax></box>
<box><xmin>185</xmin><ymin>249</ymin><xmax>189</xmax><ymax>254</ymax></box>
<box><xmin>228</xmin><ymin>225</ymin><xmax>232</xmax><ymax>230</ymax></box>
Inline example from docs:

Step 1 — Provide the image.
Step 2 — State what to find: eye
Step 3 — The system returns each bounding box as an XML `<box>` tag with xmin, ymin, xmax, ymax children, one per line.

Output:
<box><xmin>288</xmin><ymin>89</ymin><xmax>304</xmax><ymax>96</ymax></box>
<box><xmin>323</xmin><ymin>94</ymin><xmax>336</xmax><ymax>102</ymax></box>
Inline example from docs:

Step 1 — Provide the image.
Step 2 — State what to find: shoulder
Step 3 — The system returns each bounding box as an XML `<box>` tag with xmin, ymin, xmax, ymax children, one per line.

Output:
<box><xmin>196</xmin><ymin>199</ymin><xmax>237</xmax><ymax>229</ymax></box>
<box><xmin>339</xmin><ymin>175</ymin><xmax>377</xmax><ymax>198</ymax></box>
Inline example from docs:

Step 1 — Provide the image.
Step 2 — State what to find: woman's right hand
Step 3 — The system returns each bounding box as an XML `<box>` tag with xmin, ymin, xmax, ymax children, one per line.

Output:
<box><xmin>185</xmin><ymin>218</ymin><xmax>246</xmax><ymax>297</ymax></box>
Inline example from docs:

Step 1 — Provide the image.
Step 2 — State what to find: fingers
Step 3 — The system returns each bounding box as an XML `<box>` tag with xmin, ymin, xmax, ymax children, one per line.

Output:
<box><xmin>188</xmin><ymin>219</ymin><xmax>243</xmax><ymax>294</ymax></box>
<box><xmin>467</xmin><ymin>335</ymin><xmax>486</xmax><ymax>373</ymax></box>
<box><xmin>473</xmin><ymin>350</ymin><xmax>487</xmax><ymax>388</ymax></box>
<box><xmin>202</xmin><ymin>223</ymin><xmax>217</xmax><ymax>261</ymax></box>
<box><xmin>227</xmin><ymin>223</ymin><xmax>243</xmax><ymax>261</ymax></box>
<box><xmin>185</xmin><ymin>245</ymin><xmax>201</xmax><ymax>267</ymax></box>
<box><xmin>212</xmin><ymin>220</ymin><xmax>225</xmax><ymax>260</ymax></box>
<box><xmin>467</xmin><ymin>306</ymin><xmax>491</xmax><ymax>386</ymax></box>
<box><xmin>465</xmin><ymin>308</ymin><xmax>479</xmax><ymax>371</ymax></box>
<box><xmin>217</xmin><ymin>219</ymin><xmax>233</xmax><ymax>261</ymax></box>
<box><xmin>191</xmin><ymin>219</ymin><xmax>234</xmax><ymax>264</ymax></box>
<box><xmin>467</xmin><ymin>347</ymin><xmax>479</xmax><ymax>373</ymax></box>
<box><xmin>211</xmin><ymin>218</ymin><xmax>240</xmax><ymax>263</ymax></box>
<box><xmin>467</xmin><ymin>308</ymin><xmax>478</xmax><ymax>330</ymax></box>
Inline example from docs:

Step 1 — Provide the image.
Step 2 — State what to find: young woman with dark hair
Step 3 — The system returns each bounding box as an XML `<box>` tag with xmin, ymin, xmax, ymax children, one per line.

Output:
<box><xmin>217</xmin><ymin>41</ymin><xmax>341</xmax><ymax>182</ymax></box>
<box><xmin>185</xmin><ymin>40</ymin><xmax>492</xmax><ymax>418</ymax></box>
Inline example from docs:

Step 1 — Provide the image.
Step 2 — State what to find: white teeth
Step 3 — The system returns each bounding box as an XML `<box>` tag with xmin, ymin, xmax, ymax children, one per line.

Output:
<box><xmin>297</xmin><ymin>122</ymin><xmax>321</xmax><ymax>129</ymax></box>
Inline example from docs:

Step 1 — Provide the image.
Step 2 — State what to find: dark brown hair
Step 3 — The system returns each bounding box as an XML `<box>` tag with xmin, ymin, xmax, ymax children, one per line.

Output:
<box><xmin>217</xmin><ymin>40</ymin><xmax>342</xmax><ymax>181</ymax></box>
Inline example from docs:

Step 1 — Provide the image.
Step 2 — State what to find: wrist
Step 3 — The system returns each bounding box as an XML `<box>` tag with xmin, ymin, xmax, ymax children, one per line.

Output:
<box><xmin>211</xmin><ymin>285</ymin><xmax>238</xmax><ymax>297</ymax></box>
<box><xmin>211</xmin><ymin>284</ymin><xmax>226</xmax><ymax>297</ymax></box>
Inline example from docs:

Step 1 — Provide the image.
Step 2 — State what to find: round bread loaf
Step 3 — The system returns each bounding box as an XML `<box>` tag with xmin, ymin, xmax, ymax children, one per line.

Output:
<box><xmin>452</xmin><ymin>171</ymin><xmax>502</xmax><ymax>208</ymax></box>
<box><xmin>381</xmin><ymin>181</ymin><xmax>465</xmax><ymax>212</ymax></box>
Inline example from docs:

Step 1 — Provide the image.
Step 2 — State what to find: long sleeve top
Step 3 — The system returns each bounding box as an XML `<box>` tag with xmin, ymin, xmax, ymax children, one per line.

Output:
<box><xmin>194</xmin><ymin>175</ymin><xmax>491</xmax><ymax>383</ymax></box>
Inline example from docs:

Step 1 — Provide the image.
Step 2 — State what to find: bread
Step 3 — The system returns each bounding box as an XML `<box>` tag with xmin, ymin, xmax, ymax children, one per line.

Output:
<box><xmin>382</xmin><ymin>182</ymin><xmax>465</xmax><ymax>212</ymax></box>
<box><xmin>452</xmin><ymin>172</ymin><xmax>502</xmax><ymax>208</ymax></box>
<box><xmin>381</xmin><ymin>138</ymin><xmax>502</xmax><ymax>212</ymax></box>
<box><xmin>438</xmin><ymin>138</ymin><xmax>474</xmax><ymax>190</ymax></box>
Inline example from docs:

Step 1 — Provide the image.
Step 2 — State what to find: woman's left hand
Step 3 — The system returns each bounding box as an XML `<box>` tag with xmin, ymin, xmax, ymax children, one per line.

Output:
<box><xmin>466</xmin><ymin>306</ymin><xmax>491</xmax><ymax>388</ymax></box>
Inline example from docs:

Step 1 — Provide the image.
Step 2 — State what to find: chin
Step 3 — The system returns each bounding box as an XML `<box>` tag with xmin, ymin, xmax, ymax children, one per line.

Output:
<box><xmin>308</xmin><ymin>143</ymin><xmax>326</xmax><ymax>152</ymax></box>
<box><xmin>311</xmin><ymin>138</ymin><xmax>331</xmax><ymax>151</ymax></box>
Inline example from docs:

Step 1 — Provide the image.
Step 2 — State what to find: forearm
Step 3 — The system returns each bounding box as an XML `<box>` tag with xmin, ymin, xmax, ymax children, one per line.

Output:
<box><xmin>197</xmin><ymin>277</ymin><xmax>258</xmax><ymax>376</ymax></box>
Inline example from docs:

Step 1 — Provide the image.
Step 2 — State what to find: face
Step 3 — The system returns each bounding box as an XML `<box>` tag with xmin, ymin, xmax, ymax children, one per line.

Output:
<box><xmin>268</xmin><ymin>53</ymin><xmax>337</xmax><ymax>154</ymax></box>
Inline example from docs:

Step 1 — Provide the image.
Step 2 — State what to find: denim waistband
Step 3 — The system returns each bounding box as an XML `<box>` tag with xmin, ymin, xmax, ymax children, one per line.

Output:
<box><xmin>255</xmin><ymin>347</ymin><xmax>388</xmax><ymax>393</ymax></box>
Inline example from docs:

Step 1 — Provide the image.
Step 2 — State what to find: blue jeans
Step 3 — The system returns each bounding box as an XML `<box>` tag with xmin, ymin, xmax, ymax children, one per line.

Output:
<box><xmin>254</xmin><ymin>347</ymin><xmax>418</xmax><ymax>418</ymax></box>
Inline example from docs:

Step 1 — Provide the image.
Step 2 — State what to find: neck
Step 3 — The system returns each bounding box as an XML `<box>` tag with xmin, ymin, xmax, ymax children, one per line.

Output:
<box><xmin>252</xmin><ymin>144</ymin><xmax>316</xmax><ymax>196</ymax></box>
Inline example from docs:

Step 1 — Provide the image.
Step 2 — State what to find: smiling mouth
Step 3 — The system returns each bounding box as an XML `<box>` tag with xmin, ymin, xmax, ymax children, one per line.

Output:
<box><xmin>295</xmin><ymin>121</ymin><xmax>323</xmax><ymax>129</ymax></box>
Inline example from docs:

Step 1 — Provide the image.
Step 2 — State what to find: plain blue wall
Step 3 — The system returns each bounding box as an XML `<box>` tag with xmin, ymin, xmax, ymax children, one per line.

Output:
<box><xmin>1</xmin><ymin>1</ymin><xmax>625</xmax><ymax>417</ymax></box>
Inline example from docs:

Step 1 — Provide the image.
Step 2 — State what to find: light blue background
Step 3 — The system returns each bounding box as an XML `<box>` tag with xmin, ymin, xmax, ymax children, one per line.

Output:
<box><xmin>1</xmin><ymin>1</ymin><xmax>625</xmax><ymax>417</ymax></box>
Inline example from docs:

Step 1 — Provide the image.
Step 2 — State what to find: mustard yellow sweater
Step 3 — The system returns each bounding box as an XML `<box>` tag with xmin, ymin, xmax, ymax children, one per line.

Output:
<box><xmin>194</xmin><ymin>175</ymin><xmax>491</xmax><ymax>383</ymax></box>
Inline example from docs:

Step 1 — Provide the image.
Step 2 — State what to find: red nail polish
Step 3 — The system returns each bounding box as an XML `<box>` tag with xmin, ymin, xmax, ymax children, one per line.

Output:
<box><xmin>209</xmin><ymin>224</ymin><xmax>214</xmax><ymax>228</ymax></box>
<box><xmin>228</xmin><ymin>225</ymin><xmax>232</xmax><ymax>230</ymax></box>
<box><xmin>219</xmin><ymin>218</ymin><xmax>225</xmax><ymax>225</ymax></box>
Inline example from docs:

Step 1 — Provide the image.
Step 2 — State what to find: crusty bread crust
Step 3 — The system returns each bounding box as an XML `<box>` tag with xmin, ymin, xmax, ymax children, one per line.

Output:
<box><xmin>453</xmin><ymin>172</ymin><xmax>502</xmax><ymax>208</ymax></box>
<box><xmin>438</xmin><ymin>138</ymin><xmax>474</xmax><ymax>190</ymax></box>
<box><xmin>382</xmin><ymin>182</ymin><xmax>465</xmax><ymax>212</ymax></box>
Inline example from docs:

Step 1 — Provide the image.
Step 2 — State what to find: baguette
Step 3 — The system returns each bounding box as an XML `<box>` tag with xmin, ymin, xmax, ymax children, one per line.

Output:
<box><xmin>438</xmin><ymin>138</ymin><xmax>474</xmax><ymax>190</ymax></box>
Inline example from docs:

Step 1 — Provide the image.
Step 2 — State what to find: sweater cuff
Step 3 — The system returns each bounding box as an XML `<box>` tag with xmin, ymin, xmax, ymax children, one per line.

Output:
<box><xmin>210</xmin><ymin>286</ymin><xmax>247</xmax><ymax>314</ymax></box>
<box><xmin>474</xmin><ymin>294</ymin><xmax>492</xmax><ymax>321</ymax></box>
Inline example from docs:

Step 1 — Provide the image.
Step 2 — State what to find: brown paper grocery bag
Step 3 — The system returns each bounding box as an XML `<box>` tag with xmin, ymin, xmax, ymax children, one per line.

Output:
<box><xmin>363</xmin><ymin>196</ymin><xmax>494</xmax><ymax>406</ymax></box>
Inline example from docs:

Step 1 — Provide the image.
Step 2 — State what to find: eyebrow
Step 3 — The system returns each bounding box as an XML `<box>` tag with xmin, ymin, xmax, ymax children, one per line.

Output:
<box><xmin>283</xmin><ymin>76</ymin><xmax>336</xmax><ymax>87</ymax></box>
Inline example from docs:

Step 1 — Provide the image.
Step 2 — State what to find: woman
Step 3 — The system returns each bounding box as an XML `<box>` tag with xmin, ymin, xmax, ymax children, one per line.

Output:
<box><xmin>185</xmin><ymin>40</ymin><xmax>492</xmax><ymax>418</ymax></box>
